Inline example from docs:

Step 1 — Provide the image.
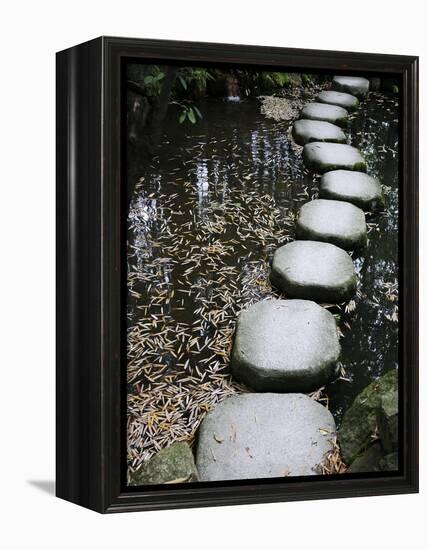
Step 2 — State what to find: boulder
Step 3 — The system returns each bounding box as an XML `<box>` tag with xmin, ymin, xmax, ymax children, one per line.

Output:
<box><xmin>319</xmin><ymin>170</ymin><xmax>384</xmax><ymax>211</ymax></box>
<box><xmin>301</xmin><ymin>102</ymin><xmax>348</xmax><ymax>127</ymax></box>
<box><xmin>271</xmin><ymin>240</ymin><xmax>357</xmax><ymax>303</ymax></box>
<box><xmin>231</xmin><ymin>299</ymin><xmax>340</xmax><ymax>392</ymax></box>
<box><xmin>379</xmin><ymin>452</ymin><xmax>399</xmax><ymax>471</ymax></box>
<box><xmin>128</xmin><ymin>441</ymin><xmax>199</xmax><ymax>486</ymax></box>
<box><xmin>347</xmin><ymin>442</ymin><xmax>384</xmax><ymax>473</ymax></box>
<box><xmin>338</xmin><ymin>369</ymin><xmax>398</xmax><ymax>465</ymax></box>
<box><xmin>196</xmin><ymin>393</ymin><xmax>336</xmax><ymax>481</ymax></box>
<box><xmin>376</xmin><ymin>388</ymin><xmax>399</xmax><ymax>454</ymax></box>
<box><xmin>292</xmin><ymin>119</ymin><xmax>346</xmax><ymax>146</ymax></box>
<box><xmin>303</xmin><ymin>142</ymin><xmax>367</xmax><ymax>173</ymax></box>
<box><xmin>332</xmin><ymin>76</ymin><xmax>370</xmax><ymax>98</ymax></box>
<box><xmin>295</xmin><ymin>199</ymin><xmax>367</xmax><ymax>250</ymax></box>
<box><xmin>316</xmin><ymin>90</ymin><xmax>359</xmax><ymax>112</ymax></box>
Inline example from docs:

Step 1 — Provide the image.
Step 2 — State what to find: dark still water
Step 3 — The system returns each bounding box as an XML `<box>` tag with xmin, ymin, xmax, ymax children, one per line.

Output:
<box><xmin>126</xmin><ymin>93</ymin><xmax>399</xmax><ymax>470</ymax></box>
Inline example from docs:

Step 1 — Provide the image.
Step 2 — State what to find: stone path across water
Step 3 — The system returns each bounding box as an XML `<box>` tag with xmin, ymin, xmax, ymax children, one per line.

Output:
<box><xmin>196</xmin><ymin>393</ymin><xmax>336</xmax><ymax>481</ymax></box>
<box><xmin>194</xmin><ymin>76</ymin><xmax>384</xmax><ymax>481</ymax></box>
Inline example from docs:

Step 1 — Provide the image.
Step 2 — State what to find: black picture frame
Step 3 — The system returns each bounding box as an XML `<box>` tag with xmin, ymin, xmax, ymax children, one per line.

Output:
<box><xmin>56</xmin><ymin>36</ymin><xmax>419</xmax><ymax>513</ymax></box>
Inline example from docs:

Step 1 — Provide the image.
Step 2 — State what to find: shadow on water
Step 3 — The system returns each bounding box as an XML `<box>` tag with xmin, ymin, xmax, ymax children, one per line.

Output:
<box><xmin>127</xmin><ymin>92</ymin><xmax>399</xmax><ymax>462</ymax></box>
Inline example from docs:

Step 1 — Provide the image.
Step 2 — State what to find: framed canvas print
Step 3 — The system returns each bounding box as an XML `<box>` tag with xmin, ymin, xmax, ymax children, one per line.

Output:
<box><xmin>56</xmin><ymin>37</ymin><xmax>419</xmax><ymax>513</ymax></box>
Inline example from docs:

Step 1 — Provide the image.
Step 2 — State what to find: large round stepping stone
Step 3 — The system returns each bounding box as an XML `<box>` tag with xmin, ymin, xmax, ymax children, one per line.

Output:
<box><xmin>231</xmin><ymin>299</ymin><xmax>340</xmax><ymax>392</ymax></box>
<box><xmin>292</xmin><ymin>119</ymin><xmax>346</xmax><ymax>146</ymax></box>
<box><xmin>295</xmin><ymin>199</ymin><xmax>367</xmax><ymax>250</ymax></box>
<box><xmin>196</xmin><ymin>393</ymin><xmax>336</xmax><ymax>481</ymax></box>
<box><xmin>332</xmin><ymin>76</ymin><xmax>370</xmax><ymax>98</ymax></box>
<box><xmin>319</xmin><ymin>170</ymin><xmax>384</xmax><ymax>211</ymax></box>
<box><xmin>301</xmin><ymin>102</ymin><xmax>348</xmax><ymax>128</ymax></box>
<box><xmin>316</xmin><ymin>90</ymin><xmax>359</xmax><ymax>112</ymax></box>
<box><xmin>271</xmin><ymin>240</ymin><xmax>357</xmax><ymax>302</ymax></box>
<box><xmin>303</xmin><ymin>142</ymin><xmax>367</xmax><ymax>173</ymax></box>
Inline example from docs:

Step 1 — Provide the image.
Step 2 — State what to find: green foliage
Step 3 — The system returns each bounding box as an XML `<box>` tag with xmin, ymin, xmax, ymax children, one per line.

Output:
<box><xmin>301</xmin><ymin>74</ymin><xmax>314</xmax><ymax>87</ymax></box>
<box><xmin>177</xmin><ymin>68</ymin><xmax>214</xmax><ymax>95</ymax></box>
<box><xmin>261</xmin><ymin>71</ymin><xmax>290</xmax><ymax>88</ymax></box>
<box><xmin>143</xmin><ymin>66</ymin><xmax>165</xmax><ymax>96</ymax></box>
<box><xmin>174</xmin><ymin>102</ymin><xmax>203</xmax><ymax>124</ymax></box>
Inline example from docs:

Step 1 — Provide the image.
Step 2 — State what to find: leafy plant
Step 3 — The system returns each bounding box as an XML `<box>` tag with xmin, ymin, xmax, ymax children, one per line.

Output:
<box><xmin>143</xmin><ymin>67</ymin><xmax>165</xmax><ymax>96</ymax></box>
<box><xmin>177</xmin><ymin>68</ymin><xmax>214</xmax><ymax>95</ymax></box>
<box><xmin>171</xmin><ymin>101</ymin><xmax>203</xmax><ymax>124</ymax></box>
<box><xmin>301</xmin><ymin>74</ymin><xmax>314</xmax><ymax>87</ymax></box>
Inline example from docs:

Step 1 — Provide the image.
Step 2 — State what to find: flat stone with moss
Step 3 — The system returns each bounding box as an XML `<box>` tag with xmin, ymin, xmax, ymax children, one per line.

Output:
<box><xmin>316</xmin><ymin>90</ymin><xmax>359</xmax><ymax>111</ymax></box>
<box><xmin>319</xmin><ymin>170</ymin><xmax>384</xmax><ymax>210</ymax></box>
<box><xmin>301</xmin><ymin>102</ymin><xmax>348</xmax><ymax>127</ymax></box>
<box><xmin>292</xmin><ymin>119</ymin><xmax>346</xmax><ymax>146</ymax></box>
<box><xmin>128</xmin><ymin>441</ymin><xmax>199</xmax><ymax>486</ymax></box>
<box><xmin>196</xmin><ymin>393</ymin><xmax>336</xmax><ymax>481</ymax></box>
<box><xmin>296</xmin><ymin>199</ymin><xmax>367</xmax><ymax>250</ymax></box>
<box><xmin>271</xmin><ymin>240</ymin><xmax>357</xmax><ymax>303</ymax></box>
<box><xmin>303</xmin><ymin>142</ymin><xmax>367</xmax><ymax>173</ymax></box>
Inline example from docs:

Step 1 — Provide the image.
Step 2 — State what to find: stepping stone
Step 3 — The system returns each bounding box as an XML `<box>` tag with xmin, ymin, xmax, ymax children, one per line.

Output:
<box><xmin>196</xmin><ymin>393</ymin><xmax>336</xmax><ymax>481</ymax></box>
<box><xmin>296</xmin><ymin>199</ymin><xmax>367</xmax><ymax>250</ymax></box>
<box><xmin>319</xmin><ymin>170</ymin><xmax>384</xmax><ymax>211</ymax></box>
<box><xmin>292</xmin><ymin>119</ymin><xmax>346</xmax><ymax>146</ymax></box>
<box><xmin>316</xmin><ymin>90</ymin><xmax>359</xmax><ymax>112</ymax></box>
<box><xmin>303</xmin><ymin>142</ymin><xmax>367</xmax><ymax>173</ymax></box>
<box><xmin>231</xmin><ymin>299</ymin><xmax>340</xmax><ymax>392</ymax></box>
<box><xmin>301</xmin><ymin>102</ymin><xmax>348</xmax><ymax>127</ymax></box>
<box><xmin>271</xmin><ymin>240</ymin><xmax>357</xmax><ymax>303</ymax></box>
<box><xmin>332</xmin><ymin>76</ymin><xmax>370</xmax><ymax>98</ymax></box>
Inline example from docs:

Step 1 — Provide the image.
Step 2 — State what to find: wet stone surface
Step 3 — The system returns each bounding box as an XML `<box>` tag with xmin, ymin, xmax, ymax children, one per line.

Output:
<box><xmin>196</xmin><ymin>393</ymin><xmax>336</xmax><ymax>481</ymax></box>
<box><xmin>332</xmin><ymin>76</ymin><xmax>370</xmax><ymax>98</ymax></box>
<box><xmin>271</xmin><ymin>240</ymin><xmax>357</xmax><ymax>303</ymax></box>
<box><xmin>303</xmin><ymin>142</ymin><xmax>367</xmax><ymax>173</ymax></box>
<box><xmin>231</xmin><ymin>299</ymin><xmax>341</xmax><ymax>392</ymax></box>
<box><xmin>301</xmin><ymin>102</ymin><xmax>349</xmax><ymax>127</ymax></box>
<box><xmin>316</xmin><ymin>90</ymin><xmax>359</xmax><ymax>111</ymax></box>
<box><xmin>292</xmin><ymin>119</ymin><xmax>346</xmax><ymax>146</ymax></box>
<box><xmin>295</xmin><ymin>199</ymin><xmax>367</xmax><ymax>250</ymax></box>
<box><xmin>319</xmin><ymin>170</ymin><xmax>384</xmax><ymax>211</ymax></box>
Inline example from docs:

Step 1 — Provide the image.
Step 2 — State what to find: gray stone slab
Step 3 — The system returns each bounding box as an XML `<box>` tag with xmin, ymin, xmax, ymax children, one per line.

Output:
<box><xmin>303</xmin><ymin>142</ymin><xmax>367</xmax><ymax>173</ymax></box>
<box><xmin>319</xmin><ymin>170</ymin><xmax>384</xmax><ymax>210</ymax></box>
<box><xmin>316</xmin><ymin>90</ymin><xmax>359</xmax><ymax>112</ymax></box>
<box><xmin>292</xmin><ymin>119</ymin><xmax>346</xmax><ymax>146</ymax></box>
<box><xmin>196</xmin><ymin>393</ymin><xmax>336</xmax><ymax>481</ymax></box>
<box><xmin>332</xmin><ymin>76</ymin><xmax>370</xmax><ymax>98</ymax></box>
<box><xmin>271</xmin><ymin>240</ymin><xmax>357</xmax><ymax>303</ymax></box>
<box><xmin>295</xmin><ymin>199</ymin><xmax>367</xmax><ymax>250</ymax></box>
<box><xmin>231</xmin><ymin>299</ymin><xmax>340</xmax><ymax>392</ymax></box>
<box><xmin>301</xmin><ymin>102</ymin><xmax>348</xmax><ymax>127</ymax></box>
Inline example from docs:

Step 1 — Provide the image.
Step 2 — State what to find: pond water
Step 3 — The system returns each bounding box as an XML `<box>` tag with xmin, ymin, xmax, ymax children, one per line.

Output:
<box><xmin>126</xmin><ymin>90</ymin><xmax>399</xmax><ymax>469</ymax></box>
